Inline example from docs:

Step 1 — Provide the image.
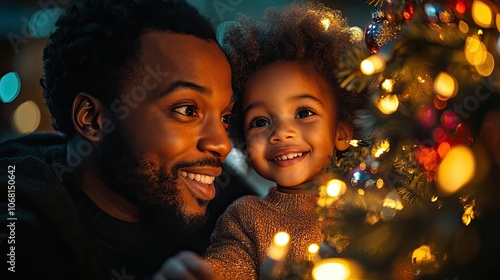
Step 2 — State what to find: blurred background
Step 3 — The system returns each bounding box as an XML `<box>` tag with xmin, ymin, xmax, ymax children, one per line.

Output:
<box><xmin>0</xmin><ymin>0</ymin><xmax>372</xmax><ymax>143</ymax></box>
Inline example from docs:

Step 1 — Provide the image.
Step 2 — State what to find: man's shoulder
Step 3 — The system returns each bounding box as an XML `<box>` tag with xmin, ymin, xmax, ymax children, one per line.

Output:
<box><xmin>0</xmin><ymin>131</ymin><xmax>66</xmax><ymax>159</ymax></box>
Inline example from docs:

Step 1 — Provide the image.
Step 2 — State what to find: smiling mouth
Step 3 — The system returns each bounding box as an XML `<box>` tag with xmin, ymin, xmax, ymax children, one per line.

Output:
<box><xmin>179</xmin><ymin>171</ymin><xmax>215</xmax><ymax>185</ymax></box>
<box><xmin>271</xmin><ymin>152</ymin><xmax>306</xmax><ymax>161</ymax></box>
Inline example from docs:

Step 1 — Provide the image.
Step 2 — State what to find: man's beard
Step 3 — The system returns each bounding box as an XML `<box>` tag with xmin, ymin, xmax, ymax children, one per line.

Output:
<box><xmin>99</xmin><ymin>124</ymin><xmax>221</xmax><ymax>236</ymax></box>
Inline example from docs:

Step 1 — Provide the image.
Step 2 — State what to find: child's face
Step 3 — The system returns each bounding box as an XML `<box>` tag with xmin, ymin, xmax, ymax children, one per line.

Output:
<box><xmin>243</xmin><ymin>61</ymin><xmax>347</xmax><ymax>189</ymax></box>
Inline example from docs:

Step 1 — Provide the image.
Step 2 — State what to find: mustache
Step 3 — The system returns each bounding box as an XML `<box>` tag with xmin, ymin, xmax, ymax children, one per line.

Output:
<box><xmin>171</xmin><ymin>157</ymin><xmax>223</xmax><ymax>172</ymax></box>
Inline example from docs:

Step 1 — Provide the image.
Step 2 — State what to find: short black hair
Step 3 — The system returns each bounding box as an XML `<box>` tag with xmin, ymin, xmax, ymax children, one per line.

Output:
<box><xmin>223</xmin><ymin>1</ymin><xmax>369</xmax><ymax>148</ymax></box>
<box><xmin>41</xmin><ymin>0</ymin><xmax>216</xmax><ymax>137</ymax></box>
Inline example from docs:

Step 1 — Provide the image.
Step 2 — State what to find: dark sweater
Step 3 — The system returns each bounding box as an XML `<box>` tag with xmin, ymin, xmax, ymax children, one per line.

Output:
<box><xmin>0</xmin><ymin>133</ymin><xmax>191</xmax><ymax>279</ymax></box>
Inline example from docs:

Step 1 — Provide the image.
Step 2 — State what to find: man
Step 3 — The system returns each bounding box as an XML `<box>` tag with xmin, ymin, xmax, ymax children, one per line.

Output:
<box><xmin>0</xmin><ymin>0</ymin><xmax>251</xmax><ymax>278</ymax></box>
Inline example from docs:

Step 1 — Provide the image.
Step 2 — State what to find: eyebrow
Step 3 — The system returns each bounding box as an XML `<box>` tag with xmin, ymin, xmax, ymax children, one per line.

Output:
<box><xmin>243</xmin><ymin>93</ymin><xmax>324</xmax><ymax>116</ymax></box>
<box><xmin>159</xmin><ymin>80</ymin><xmax>211</xmax><ymax>98</ymax></box>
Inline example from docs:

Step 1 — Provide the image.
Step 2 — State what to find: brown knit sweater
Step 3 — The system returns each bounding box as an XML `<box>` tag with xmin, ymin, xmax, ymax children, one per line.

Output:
<box><xmin>204</xmin><ymin>187</ymin><xmax>324</xmax><ymax>279</ymax></box>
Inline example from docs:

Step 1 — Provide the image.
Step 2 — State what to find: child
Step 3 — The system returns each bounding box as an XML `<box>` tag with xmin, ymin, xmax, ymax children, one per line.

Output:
<box><xmin>202</xmin><ymin>2</ymin><xmax>368</xmax><ymax>279</ymax></box>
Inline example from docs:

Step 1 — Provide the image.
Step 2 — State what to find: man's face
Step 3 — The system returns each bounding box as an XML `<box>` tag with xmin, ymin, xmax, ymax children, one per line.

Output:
<box><xmin>103</xmin><ymin>32</ymin><xmax>233</xmax><ymax>233</ymax></box>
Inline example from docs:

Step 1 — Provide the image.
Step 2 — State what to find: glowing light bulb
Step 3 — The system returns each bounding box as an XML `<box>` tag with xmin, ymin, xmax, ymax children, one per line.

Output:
<box><xmin>475</xmin><ymin>52</ymin><xmax>495</xmax><ymax>77</ymax></box>
<box><xmin>381</xmin><ymin>78</ymin><xmax>394</xmax><ymax>93</ymax></box>
<box><xmin>267</xmin><ymin>232</ymin><xmax>290</xmax><ymax>260</ymax></box>
<box><xmin>360</xmin><ymin>54</ymin><xmax>386</xmax><ymax>75</ymax></box>
<box><xmin>312</xmin><ymin>259</ymin><xmax>351</xmax><ymax>280</ymax></box>
<box><xmin>377</xmin><ymin>94</ymin><xmax>399</xmax><ymax>114</ymax></box>
<box><xmin>326</xmin><ymin>179</ymin><xmax>346</xmax><ymax>197</ymax></box>
<box><xmin>472</xmin><ymin>0</ymin><xmax>494</xmax><ymax>28</ymax></box>
<box><xmin>437</xmin><ymin>144</ymin><xmax>476</xmax><ymax>196</ymax></box>
<box><xmin>433</xmin><ymin>72</ymin><xmax>458</xmax><ymax>99</ymax></box>
<box><xmin>465</xmin><ymin>36</ymin><xmax>487</xmax><ymax>66</ymax></box>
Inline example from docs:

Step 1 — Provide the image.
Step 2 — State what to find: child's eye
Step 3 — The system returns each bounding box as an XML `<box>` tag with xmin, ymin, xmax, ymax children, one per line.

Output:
<box><xmin>296</xmin><ymin>108</ymin><xmax>316</xmax><ymax>118</ymax></box>
<box><xmin>249</xmin><ymin>118</ymin><xmax>270</xmax><ymax>128</ymax></box>
<box><xmin>221</xmin><ymin>113</ymin><xmax>232</xmax><ymax>124</ymax></box>
<box><xmin>174</xmin><ymin>105</ymin><xmax>198</xmax><ymax>117</ymax></box>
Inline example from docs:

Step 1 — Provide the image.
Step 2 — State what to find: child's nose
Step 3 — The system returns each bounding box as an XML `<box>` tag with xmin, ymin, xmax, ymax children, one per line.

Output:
<box><xmin>268</xmin><ymin>120</ymin><xmax>298</xmax><ymax>143</ymax></box>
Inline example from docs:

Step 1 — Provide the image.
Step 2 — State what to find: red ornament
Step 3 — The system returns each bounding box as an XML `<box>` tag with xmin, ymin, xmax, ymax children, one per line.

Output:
<box><xmin>364</xmin><ymin>11</ymin><xmax>397</xmax><ymax>53</ymax></box>
<box><xmin>403</xmin><ymin>0</ymin><xmax>415</xmax><ymax>21</ymax></box>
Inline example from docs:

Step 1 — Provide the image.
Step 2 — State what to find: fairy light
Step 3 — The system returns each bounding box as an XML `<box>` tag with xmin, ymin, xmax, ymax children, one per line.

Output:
<box><xmin>326</xmin><ymin>179</ymin><xmax>346</xmax><ymax>197</ymax></box>
<box><xmin>475</xmin><ymin>51</ymin><xmax>495</xmax><ymax>77</ymax></box>
<box><xmin>472</xmin><ymin>0</ymin><xmax>494</xmax><ymax>28</ymax></box>
<box><xmin>465</xmin><ymin>36</ymin><xmax>487</xmax><ymax>66</ymax></box>
<box><xmin>312</xmin><ymin>259</ymin><xmax>351</xmax><ymax>280</ymax></box>
<box><xmin>458</xmin><ymin>20</ymin><xmax>469</xmax><ymax>33</ymax></box>
<box><xmin>437</xmin><ymin>145</ymin><xmax>476</xmax><ymax>196</ymax></box>
<box><xmin>381</xmin><ymin>190</ymin><xmax>404</xmax><ymax>221</ymax></box>
<box><xmin>433</xmin><ymin>72</ymin><xmax>458</xmax><ymax>99</ymax></box>
<box><xmin>307</xmin><ymin>243</ymin><xmax>320</xmax><ymax>262</ymax></box>
<box><xmin>377</xmin><ymin>94</ymin><xmax>399</xmax><ymax>114</ymax></box>
<box><xmin>262</xmin><ymin>232</ymin><xmax>290</xmax><ymax>279</ymax></box>
<box><xmin>372</xmin><ymin>139</ymin><xmax>390</xmax><ymax>158</ymax></box>
<box><xmin>267</xmin><ymin>232</ymin><xmax>290</xmax><ymax>260</ymax></box>
<box><xmin>496</xmin><ymin>13</ymin><xmax>500</xmax><ymax>33</ymax></box>
<box><xmin>455</xmin><ymin>1</ymin><xmax>466</xmax><ymax>14</ymax></box>
<box><xmin>462</xmin><ymin>203</ymin><xmax>475</xmax><ymax>225</ymax></box>
<box><xmin>360</xmin><ymin>54</ymin><xmax>386</xmax><ymax>75</ymax></box>
<box><xmin>412</xmin><ymin>245</ymin><xmax>435</xmax><ymax>265</ymax></box>
<box><xmin>348</xmin><ymin>139</ymin><xmax>361</xmax><ymax>147</ymax></box>
<box><xmin>381</xmin><ymin>78</ymin><xmax>394</xmax><ymax>93</ymax></box>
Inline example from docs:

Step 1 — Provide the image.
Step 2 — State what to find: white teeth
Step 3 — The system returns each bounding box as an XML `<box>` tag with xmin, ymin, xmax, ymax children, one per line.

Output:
<box><xmin>273</xmin><ymin>152</ymin><xmax>304</xmax><ymax>161</ymax></box>
<box><xmin>180</xmin><ymin>171</ymin><xmax>215</xmax><ymax>184</ymax></box>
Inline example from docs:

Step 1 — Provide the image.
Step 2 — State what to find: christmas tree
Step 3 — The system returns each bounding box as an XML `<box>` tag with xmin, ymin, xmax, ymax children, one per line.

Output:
<box><xmin>264</xmin><ymin>1</ymin><xmax>500</xmax><ymax>279</ymax></box>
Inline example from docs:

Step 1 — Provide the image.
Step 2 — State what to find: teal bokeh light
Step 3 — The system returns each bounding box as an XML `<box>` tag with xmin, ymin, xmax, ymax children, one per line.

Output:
<box><xmin>0</xmin><ymin>72</ymin><xmax>21</xmax><ymax>103</ymax></box>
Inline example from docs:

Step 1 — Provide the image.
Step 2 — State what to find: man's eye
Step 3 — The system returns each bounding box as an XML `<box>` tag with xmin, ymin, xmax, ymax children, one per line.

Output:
<box><xmin>250</xmin><ymin>118</ymin><xmax>270</xmax><ymax>128</ymax></box>
<box><xmin>296</xmin><ymin>108</ymin><xmax>315</xmax><ymax>119</ymax></box>
<box><xmin>221</xmin><ymin>113</ymin><xmax>232</xmax><ymax>124</ymax></box>
<box><xmin>174</xmin><ymin>106</ymin><xmax>198</xmax><ymax>116</ymax></box>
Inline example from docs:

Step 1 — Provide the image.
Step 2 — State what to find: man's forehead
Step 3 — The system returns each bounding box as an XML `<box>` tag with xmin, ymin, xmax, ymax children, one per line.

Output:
<box><xmin>139</xmin><ymin>31</ymin><xmax>220</xmax><ymax>60</ymax></box>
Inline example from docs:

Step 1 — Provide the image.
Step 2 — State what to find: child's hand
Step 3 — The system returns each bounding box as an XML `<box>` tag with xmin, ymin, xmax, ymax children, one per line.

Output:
<box><xmin>153</xmin><ymin>251</ymin><xmax>217</xmax><ymax>280</ymax></box>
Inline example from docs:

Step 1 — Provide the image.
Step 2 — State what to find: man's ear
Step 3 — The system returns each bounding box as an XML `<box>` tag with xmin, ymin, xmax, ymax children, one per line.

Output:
<box><xmin>72</xmin><ymin>93</ymin><xmax>107</xmax><ymax>143</ymax></box>
<box><xmin>335</xmin><ymin>122</ymin><xmax>353</xmax><ymax>151</ymax></box>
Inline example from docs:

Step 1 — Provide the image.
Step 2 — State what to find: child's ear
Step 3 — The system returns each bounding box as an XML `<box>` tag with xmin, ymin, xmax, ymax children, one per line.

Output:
<box><xmin>335</xmin><ymin>122</ymin><xmax>353</xmax><ymax>151</ymax></box>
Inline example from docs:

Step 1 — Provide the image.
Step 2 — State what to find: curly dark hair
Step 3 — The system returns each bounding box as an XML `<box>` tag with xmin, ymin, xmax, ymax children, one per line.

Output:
<box><xmin>41</xmin><ymin>0</ymin><xmax>216</xmax><ymax>138</ymax></box>
<box><xmin>223</xmin><ymin>1</ymin><xmax>369</xmax><ymax>148</ymax></box>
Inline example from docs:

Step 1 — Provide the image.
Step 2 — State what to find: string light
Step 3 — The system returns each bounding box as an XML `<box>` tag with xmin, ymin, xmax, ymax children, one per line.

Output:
<box><xmin>437</xmin><ymin>145</ymin><xmax>476</xmax><ymax>196</ymax></box>
<box><xmin>472</xmin><ymin>0</ymin><xmax>494</xmax><ymax>28</ymax></box>
<box><xmin>312</xmin><ymin>259</ymin><xmax>351</xmax><ymax>280</ymax></box>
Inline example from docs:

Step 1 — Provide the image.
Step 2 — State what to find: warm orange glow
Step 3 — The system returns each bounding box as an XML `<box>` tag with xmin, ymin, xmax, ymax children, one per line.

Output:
<box><xmin>437</xmin><ymin>142</ymin><xmax>451</xmax><ymax>159</ymax></box>
<box><xmin>458</xmin><ymin>20</ymin><xmax>469</xmax><ymax>33</ymax></box>
<box><xmin>412</xmin><ymin>245</ymin><xmax>435</xmax><ymax>265</ymax></box>
<box><xmin>434</xmin><ymin>72</ymin><xmax>458</xmax><ymax>99</ymax></box>
<box><xmin>377</xmin><ymin>94</ymin><xmax>399</xmax><ymax>114</ymax></box>
<box><xmin>437</xmin><ymin>145</ymin><xmax>476</xmax><ymax>196</ymax></box>
<box><xmin>475</xmin><ymin>52</ymin><xmax>495</xmax><ymax>77</ymax></box>
<box><xmin>360</xmin><ymin>54</ymin><xmax>386</xmax><ymax>75</ymax></box>
<box><xmin>312</xmin><ymin>259</ymin><xmax>351</xmax><ymax>280</ymax></box>
<box><xmin>472</xmin><ymin>0</ymin><xmax>494</xmax><ymax>28</ymax></box>
<box><xmin>381</xmin><ymin>79</ymin><xmax>395</xmax><ymax>93</ymax></box>
<box><xmin>465</xmin><ymin>36</ymin><xmax>487</xmax><ymax>66</ymax></box>
<box><xmin>456</xmin><ymin>1</ymin><xmax>466</xmax><ymax>14</ymax></box>
<box><xmin>326</xmin><ymin>179</ymin><xmax>347</xmax><ymax>197</ymax></box>
<box><xmin>267</xmin><ymin>232</ymin><xmax>290</xmax><ymax>260</ymax></box>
